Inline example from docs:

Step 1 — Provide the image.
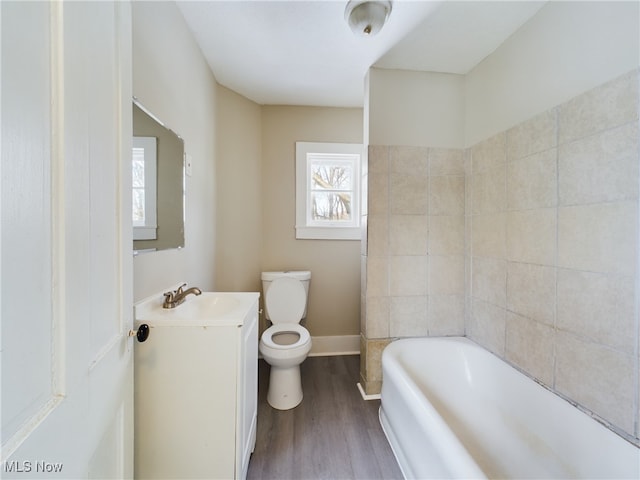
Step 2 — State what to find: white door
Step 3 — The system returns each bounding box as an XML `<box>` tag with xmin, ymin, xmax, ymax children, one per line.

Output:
<box><xmin>1</xmin><ymin>2</ymin><xmax>134</xmax><ymax>478</ymax></box>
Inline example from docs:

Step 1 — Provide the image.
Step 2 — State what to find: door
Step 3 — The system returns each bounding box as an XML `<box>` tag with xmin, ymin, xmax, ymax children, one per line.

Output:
<box><xmin>1</xmin><ymin>2</ymin><xmax>133</xmax><ymax>478</ymax></box>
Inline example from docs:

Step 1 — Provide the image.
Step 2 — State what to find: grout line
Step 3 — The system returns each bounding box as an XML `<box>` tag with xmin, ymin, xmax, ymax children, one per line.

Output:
<box><xmin>553</xmin><ymin>106</ymin><xmax>560</xmax><ymax>391</ymax></box>
<box><xmin>634</xmin><ymin>68</ymin><xmax>640</xmax><ymax>440</ymax></box>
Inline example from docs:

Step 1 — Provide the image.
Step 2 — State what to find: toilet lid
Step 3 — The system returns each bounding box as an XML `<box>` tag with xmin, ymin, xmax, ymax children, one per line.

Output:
<box><xmin>265</xmin><ymin>277</ymin><xmax>306</xmax><ymax>324</ymax></box>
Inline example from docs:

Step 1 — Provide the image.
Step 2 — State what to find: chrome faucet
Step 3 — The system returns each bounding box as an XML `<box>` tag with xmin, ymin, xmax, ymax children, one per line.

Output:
<box><xmin>163</xmin><ymin>283</ymin><xmax>202</xmax><ymax>309</ymax></box>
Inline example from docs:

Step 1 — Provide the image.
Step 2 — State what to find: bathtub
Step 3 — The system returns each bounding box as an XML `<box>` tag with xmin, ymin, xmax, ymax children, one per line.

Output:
<box><xmin>379</xmin><ymin>337</ymin><xmax>640</xmax><ymax>479</ymax></box>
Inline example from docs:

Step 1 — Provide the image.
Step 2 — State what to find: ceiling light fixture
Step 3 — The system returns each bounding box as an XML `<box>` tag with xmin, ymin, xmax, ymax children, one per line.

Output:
<box><xmin>345</xmin><ymin>0</ymin><xmax>392</xmax><ymax>37</ymax></box>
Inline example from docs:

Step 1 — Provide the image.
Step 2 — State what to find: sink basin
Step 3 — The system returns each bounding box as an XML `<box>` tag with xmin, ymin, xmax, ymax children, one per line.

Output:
<box><xmin>135</xmin><ymin>290</ymin><xmax>260</xmax><ymax>326</ymax></box>
<box><xmin>178</xmin><ymin>293</ymin><xmax>240</xmax><ymax>317</ymax></box>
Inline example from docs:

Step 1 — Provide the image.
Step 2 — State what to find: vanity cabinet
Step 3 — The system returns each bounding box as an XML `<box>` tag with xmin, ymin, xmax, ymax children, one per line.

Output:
<box><xmin>134</xmin><ymin>292</ymin><xmax>260</xmax><ymax>479</ymax></box>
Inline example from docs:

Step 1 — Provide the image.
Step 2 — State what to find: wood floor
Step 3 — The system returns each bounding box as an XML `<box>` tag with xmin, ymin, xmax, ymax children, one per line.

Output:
<box><xmin>247</xmin><ymin>356</ymin><xmax>403</xmax><ymax>480</ymax></box>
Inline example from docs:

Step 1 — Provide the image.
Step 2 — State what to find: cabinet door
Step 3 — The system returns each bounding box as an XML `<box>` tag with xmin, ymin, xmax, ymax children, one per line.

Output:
<box><xmin>238</xmin><ymin>303</ymin><xmax>259</xmax><ymax>479</ymax></box>
<box><xmin>135</xmin><ymin>325</ymin><xmax>237</xmax><ymax>479</ymax></box>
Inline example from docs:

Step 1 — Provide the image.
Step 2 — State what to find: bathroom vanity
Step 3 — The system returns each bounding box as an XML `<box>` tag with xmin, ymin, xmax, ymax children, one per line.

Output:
<box><xmin>134</xmin><ymin>291</ymin><xmax>260</xmax><ymax>479</ymax></box>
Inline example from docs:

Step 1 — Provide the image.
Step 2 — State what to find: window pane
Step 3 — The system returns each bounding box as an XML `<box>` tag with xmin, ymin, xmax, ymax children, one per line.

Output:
<box><xmin>311</xmin><ymin>192</ymin><xmax>352</xmax><ymax>221</ymax></box>
<box><xmin>311</xmin><ymin>163</ymin><xmax>352</xmax><ymax>191</ymax></box>
<box><xmin>132</xmin><ymin>148</ymin><xmax>145</xmax><ymax>188</ymax></box>
<box><xmin>132</xmin><ymin>188</ymin><xmax>145</xmax><ymax>223</ymax></box>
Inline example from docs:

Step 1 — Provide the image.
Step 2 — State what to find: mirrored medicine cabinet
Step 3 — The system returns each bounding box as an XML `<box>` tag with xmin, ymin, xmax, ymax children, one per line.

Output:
<box><xmin>132</xmin><ymin>99</ymin><xmax>185</xmax><ymax>254</ymax></box>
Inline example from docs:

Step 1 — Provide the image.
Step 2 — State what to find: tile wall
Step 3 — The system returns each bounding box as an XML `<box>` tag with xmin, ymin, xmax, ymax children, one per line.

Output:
<box><xmin>360</xmin><ymin>146</ymin><xmax>466</xmax><ymax>394</ymax></box>
<box><xmin>361</xmin><ymin>69</ymin><xmax>640</xmax><ymax>443</ymax></box>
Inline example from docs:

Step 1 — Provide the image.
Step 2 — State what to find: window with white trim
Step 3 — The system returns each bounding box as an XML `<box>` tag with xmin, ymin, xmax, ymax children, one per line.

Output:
<box><xmin>132</xmin><ymin>136</ymin><xmax>158</xmax><ymax>240</ymax></box>
<box><xmin>295</xmin><ymin>142</ymin><xmax>362</xmax><ymax>240</ymax></box>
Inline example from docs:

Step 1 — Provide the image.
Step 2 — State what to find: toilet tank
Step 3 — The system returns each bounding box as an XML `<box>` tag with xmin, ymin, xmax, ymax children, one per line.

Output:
<box><xmin>261</xmin><ymin>271</ymin><xmax>310</xmax><ymax>321</ymax></box>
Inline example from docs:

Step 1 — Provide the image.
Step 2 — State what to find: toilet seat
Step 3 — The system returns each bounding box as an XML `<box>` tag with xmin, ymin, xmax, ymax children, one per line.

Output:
<box><xmin>261</xmin><ymin>324</ymin><xmax>310</xmax><ymax>350</ymax></box>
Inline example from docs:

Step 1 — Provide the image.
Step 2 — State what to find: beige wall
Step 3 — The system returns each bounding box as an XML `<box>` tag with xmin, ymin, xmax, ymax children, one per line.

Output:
<box><xmin>215</xmin><ymin>86</ymin><xmax>263</xmax><ymax>293</ymax></box>
<box><xmin>368</xmin><ymin>68</ymin><xmax>465</xmax><ymax>148</ymax></box>
<box><xmin>132</xmin><ymin>1</ymin><xmax>219</xmax><ymax>301</ymax></box>
<box><xmin>132</xmin><ymin>4</ymin><xmax>364</xmax><ymax>344</ymax></box>
<box><xmin>261</xmin><ymin>106</ymin><xmax>363</xmax><ymax>338</ymax></box>
<box><xmin>367</xmin><ymin>2</ymin><xmax>639</xmax><ymax>149</ymax></box>
<box><xmin>465</xmin><ymin>0</ymin><xmax>639</xmax><ymax>146</ymax></box>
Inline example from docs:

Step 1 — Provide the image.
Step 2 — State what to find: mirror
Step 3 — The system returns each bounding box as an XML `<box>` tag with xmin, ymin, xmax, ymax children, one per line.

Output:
<box><xmin>132</xmin><ymin>99</ymin><xmax>185</xmax><ymax>254</ymax></box>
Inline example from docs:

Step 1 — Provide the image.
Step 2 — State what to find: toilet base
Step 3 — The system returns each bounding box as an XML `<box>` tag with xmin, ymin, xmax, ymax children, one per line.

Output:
<box><xmin>267</xmin><ymin>364</ymin><xmax>303</xmax><ymax>410</ymax></box>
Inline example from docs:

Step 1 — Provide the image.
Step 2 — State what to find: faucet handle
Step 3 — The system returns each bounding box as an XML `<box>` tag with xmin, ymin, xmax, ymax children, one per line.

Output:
<box><xmin>163</xmin><ymin>291</ymin><xmax>174</xmax><ymax>304</ymax></box>
<box><xmin>175</xmin><ymin>283</ymin><xmax>187</xmax><ymax>295</ymax></box>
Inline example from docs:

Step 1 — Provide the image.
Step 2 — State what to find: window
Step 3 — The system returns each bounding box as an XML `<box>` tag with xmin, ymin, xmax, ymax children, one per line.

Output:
<box><xmin>295</xmin><ymin>142</ymin><xmax>362</xmax><ymax>240</ymax></box>
<box><xmin>132</xmin><ymin>136</ymin><xmax>157</xmax><ymax>240</ymax></box>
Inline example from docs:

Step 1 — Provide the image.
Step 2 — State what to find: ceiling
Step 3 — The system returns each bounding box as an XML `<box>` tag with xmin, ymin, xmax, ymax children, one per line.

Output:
<box><xmin>177</xmin><ymin>1</ymin><xmax>547</xmax><ymax>108</ymax></box>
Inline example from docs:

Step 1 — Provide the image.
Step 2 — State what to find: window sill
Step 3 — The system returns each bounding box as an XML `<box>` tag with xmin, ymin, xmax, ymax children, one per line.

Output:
<box><xmin>295</xmin><ymin>226</ymin><xmax>361</xmax><ymax>240</ymax></box>
<box><xmin>133</xmin><ymin>225</ymin><xmax>157</xmax><ymax>240</ymax></box>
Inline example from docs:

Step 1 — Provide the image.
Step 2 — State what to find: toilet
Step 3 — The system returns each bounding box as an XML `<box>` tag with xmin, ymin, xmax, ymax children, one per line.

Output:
<box><xmin>259</xmin><ymin>271</ymin><xmax>312</xmax><ymax>410</ymax></box>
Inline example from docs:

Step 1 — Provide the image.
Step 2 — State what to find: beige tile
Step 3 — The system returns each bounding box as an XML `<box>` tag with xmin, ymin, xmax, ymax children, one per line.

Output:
<box><xmin>368</xmin><ymin>145</ymin><xmax>389</xmax><ymax>173</ymax></box>
<box><xmin>558</xmin><ymin>122</ymin><xmax>639</xmax><ymax>206</ymax></box>
<box><xmin>472</xmin><ymin>165</ymin><xmax>506</xmax><ymax>214</ymax></box>
<box><xmin>555</xmin><ymin>331</ymin><xmax>635</xmax><ymax>434</ymax></box>
<box><xmin>472</xmin><ymin>256</ymin><xmax>507</xmax><ymax>307</ymax></box>
<box><xmin>360</xmin><ymin>293</ymin><xmax>366</xmax><ymax>334</ymax></box>
<box><xmin>429</xmin><ymin>294</ymin><xmax>465</xmax><ymax>336</ymax></box>
<box><xmin>366</xmin><ymin>214</ymin><xmax>388</xmax><ymax>256</ymax></box>
<box><xmin>429</xmin><ymin>215</ymin><xmax>465</xmax><ymax>255</ymax></box>
<box><xmin>430</xmin><ymin>255</ymin><xmax>464</xmax><ymax>295</ymax></box>
<box><xmin>390</xmin><ymin>146</ymin><xmax>429</xmax><ymax>175</ymax></box>
<box><xmin>506</xmin><ymin>262</ymin><xmax>556</xmax><ymax>326</ymax></box>
<box><xmin>469</xmin><ymin>299</ymin><xmax>506</xmax><ymax>356</ymax></box>
<box><xmin>368</xmin><ymin>171</ymin><xmax>388</xmax><ymax>214</ymax></box>
<box><xmin>507</xmin><ymin>208</ymin><xmax>556</xmax><ymax>265</ymax></box>
<box><xmin>390</xmin><ymin>173</ymin><xmax>429</xmax><ymax>214</ymax></box>
<box><xmin>359</xmin><ymin>335</ymin><xmax>366</xmax><ymax>380</ymax></box>
<box><xmin>365</xmin><ymin>256</ymin><xmax>388</xmax><ymax>297</ymax></box>
<box><xmin>430</xmin><ymin>175</ymin><xmax>465</xmax><ymax>215</ymax></box>
<box><xmin>559</xmin><ymin>70</ymin><xmax>639</xmax><ymax>144</ymax></box>
<box><xmin>429</xmin><ymin>148</ymin><xmax>465</xmax><ymax>176</ymax></box>
<box><xmin>389</xmin><ymin>214</ymin><xmax>428</xmax><ymax>255</ymax></box>
<box><xmin>363</xmin><ymin>380</ymin><xmax>382</xmax><ymax>395</ymax></box>
<box><xmin>558</xmin><ymin>201</ymin><xmax>637</xmax><ymax>275</ymax></box>
<box><xmin>389</xmin><ymin>295</ymin><xmax>428</xmax><ymax>337</ymax></box>
<box><xmin>506</xmin><ymin>108</ymin><xmax>557</xmax><ymax>161</ymax></box>
<box><xmin>472</xmin><ymin>213</ymin><xmax>506</xmax><ymax>259</ymax></box>
<box><xmin>557</xmin><ymin>269</ymin><xmax>636</xmax><ymax>354</ymax></box>
<box><xmin>390</xmin><ymin>255</ymin><xmax>428</xmax><ymax>296</ymax></box>
<box><xmin>507</xmin><ymin>148</ymin><xmax>557</xmax><ymax>210</ymax></box>
<box><xmin>505</xmin><ymin>312</ymin><xmax>555</xmax><ymax>386</ymax></box>
<box><xmin>363</xmin><ymin>338</ymin><xmax>393</xmax><ymax>383</ymax></box>
<box><xmin>365</xmin><ymin>296</ymin><xmax>389</xmax><ymax>339</ymax></box>
<box><xmin>471</xmin><ymin>131</ymin><xmax>506</xmax><ymax>173</ymax></box>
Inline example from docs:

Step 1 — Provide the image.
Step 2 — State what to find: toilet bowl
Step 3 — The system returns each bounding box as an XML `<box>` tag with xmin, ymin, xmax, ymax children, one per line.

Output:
<box><xmin>259</xmin><ymin>271</ymin><xmax>312</xmax><ymax>410</ymax></box>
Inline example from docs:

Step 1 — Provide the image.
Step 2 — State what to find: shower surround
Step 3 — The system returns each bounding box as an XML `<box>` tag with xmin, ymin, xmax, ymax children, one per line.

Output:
<box><xmin>360</xmin><ymin>69</ymin><xmax>640</xmax><ymax>444</ymax></box>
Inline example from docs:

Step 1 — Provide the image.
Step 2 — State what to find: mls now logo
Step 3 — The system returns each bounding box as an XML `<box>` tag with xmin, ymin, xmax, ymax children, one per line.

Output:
<box><xmin>4</xmin><ymin>460</ymin><xmax>64</xmax><ymax>473</ymax></box>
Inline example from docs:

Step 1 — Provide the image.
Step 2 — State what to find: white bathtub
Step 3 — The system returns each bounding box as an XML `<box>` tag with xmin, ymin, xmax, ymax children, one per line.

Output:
<box><xmin>379</xmin><ymin>337</ymin><xmax>640</xmax><ymax>479</ymax></box>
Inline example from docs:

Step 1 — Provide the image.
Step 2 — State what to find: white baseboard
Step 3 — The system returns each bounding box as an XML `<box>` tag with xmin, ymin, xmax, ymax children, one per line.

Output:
<box><xmin>357</xmin><ymin>382</ymin><xmax>381</xmax><ymax>401</ymax></box>
<box><xmin>309</xmin><ymin>335</ymin><xmax>360</xmax><ymax>357</ymax></box>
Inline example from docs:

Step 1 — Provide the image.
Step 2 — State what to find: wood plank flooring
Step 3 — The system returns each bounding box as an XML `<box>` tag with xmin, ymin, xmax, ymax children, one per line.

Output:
<box><xmin>247</xmin><ymin>355</ymin><xmax>403</xmax><ymax>480</ymax></box>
